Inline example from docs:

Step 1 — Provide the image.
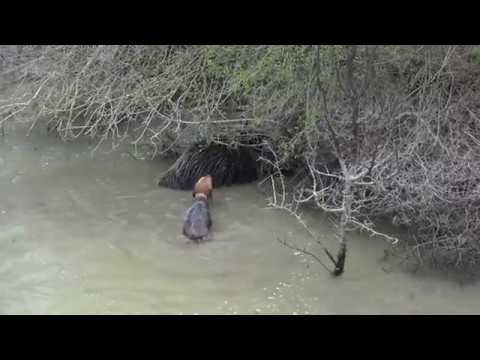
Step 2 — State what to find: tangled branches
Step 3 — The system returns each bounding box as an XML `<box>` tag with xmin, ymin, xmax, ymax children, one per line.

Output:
<box><xmin>2</xmin><ymin>45</ymin><xmax>480</xmax><ymax>276</ymax></box>
<box><xmin>0</xmin><ymin>45</ymin><xmax>273</xmax><ymax>157</ymax></box>
<box><xmin>264</xmin><ymin>45</ymin><xmax>480</xmax><ymax>276</ymax></box>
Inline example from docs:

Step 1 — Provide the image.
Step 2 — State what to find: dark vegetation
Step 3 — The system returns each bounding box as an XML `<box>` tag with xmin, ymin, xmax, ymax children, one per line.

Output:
<box><xmin>158</xmin><ymin>142</ymin><xmax>260</xmax><ymax>190</ymax></box>
<box><xmin>1</xmin><ymin>45</ymin><xmax>480</xmax><ymax>277</ymax></box>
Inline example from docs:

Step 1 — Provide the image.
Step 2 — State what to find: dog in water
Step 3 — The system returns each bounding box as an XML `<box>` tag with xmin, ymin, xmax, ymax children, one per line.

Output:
<box><xmin>182</xmin><ymin>175</ymin><xmax>213</xmax><ymax>242</ymax></box>
<box><xmin>192</xmin><ymin>175</ymin><xmax>213</xmax><ymax>200</ymax></box>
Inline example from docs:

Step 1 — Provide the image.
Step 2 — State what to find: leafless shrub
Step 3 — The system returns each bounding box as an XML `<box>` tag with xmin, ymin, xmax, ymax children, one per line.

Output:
<box><xmin>2</xmin><ymin>45</ymin><xmax>480</xmax><ymax>276</ymax></box>
<box><xmin>272</xmin><ymin>45</ymin><xmax>480</xmax><ymax>275</ymax></box>
<box><xmin>0</xmin><ymin>46</ymin><xmax>272</xmax><ymax>157</ymax></box>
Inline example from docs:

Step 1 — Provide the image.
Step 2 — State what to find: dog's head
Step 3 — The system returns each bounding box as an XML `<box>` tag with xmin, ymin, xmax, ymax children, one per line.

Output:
<box><xmin>193</xmin><ymin>175</ymin><xmax>213</xmax><ymax>198</ymax></box>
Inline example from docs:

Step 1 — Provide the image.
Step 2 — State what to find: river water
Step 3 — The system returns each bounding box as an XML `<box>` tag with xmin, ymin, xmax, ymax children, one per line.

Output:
<box><xmin>1</xmin><ymin>121</ymin><xmax>480</xmax><ymax>314</ymax></box>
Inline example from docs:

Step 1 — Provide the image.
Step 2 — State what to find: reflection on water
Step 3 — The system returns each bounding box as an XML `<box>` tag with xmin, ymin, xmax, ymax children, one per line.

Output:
<box><xmin>1</xmin><ymin>123</ymin><xmax>480</xmax><ymax>315</ymax></box>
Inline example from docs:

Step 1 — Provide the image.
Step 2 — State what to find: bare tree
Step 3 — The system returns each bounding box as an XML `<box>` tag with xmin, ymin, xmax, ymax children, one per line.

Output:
<box><xmin>266</xmin><ymin>45</ymin><xmax>399</xmax><ymax>276</ymax></box>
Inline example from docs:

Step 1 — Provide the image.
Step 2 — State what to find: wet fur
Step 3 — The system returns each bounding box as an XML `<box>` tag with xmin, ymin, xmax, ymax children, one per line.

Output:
<box><xmin>193</xmin><ymin>175</ymin><xmax>213</xmax><ymax>201</ymax></box>
<box><xmin>182</xmin><ymin>196</ymin><xmax>212</xmax><ymax>242</ymax></box>
<box><xmin>182</xmin><ymin>176</ymin><xmax>214</xmax><ymax>243</ymax></box>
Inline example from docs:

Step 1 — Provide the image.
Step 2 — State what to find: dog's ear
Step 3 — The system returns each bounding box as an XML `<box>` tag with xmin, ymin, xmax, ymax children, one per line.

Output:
<box><xmin>192</xmin><ymin>191</ymin><xmax>196</xmax><ymax>198</ymax></box>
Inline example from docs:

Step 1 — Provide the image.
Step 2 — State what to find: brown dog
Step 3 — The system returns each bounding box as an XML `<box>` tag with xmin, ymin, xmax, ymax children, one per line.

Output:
<box><xmin>183</xmin><ymin>175</ymin><xmax>213</xmax><ymax>242</ymax></box>
<box><xmin>193</xmin><ymin>175</ymin><xmax>213</xmax><ymax>200</ymax></box>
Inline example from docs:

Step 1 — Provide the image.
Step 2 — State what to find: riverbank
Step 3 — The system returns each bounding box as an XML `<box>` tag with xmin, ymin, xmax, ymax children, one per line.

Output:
<box><xmin>1</xmin><ymin>45</ymin><xmax>480</xmax><ymax>278</ymax></box>
<box><xmin>1</xmin><ymin>122</ymin><xmax>480</xmax><ymax>314</ymax></box>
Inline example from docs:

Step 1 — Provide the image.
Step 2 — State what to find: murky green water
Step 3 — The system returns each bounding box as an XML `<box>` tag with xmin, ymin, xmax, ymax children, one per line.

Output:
<box><xmin>1</xmin><ymin>122</ymin><xmax>480</xmax><ymax>314</ymax></box>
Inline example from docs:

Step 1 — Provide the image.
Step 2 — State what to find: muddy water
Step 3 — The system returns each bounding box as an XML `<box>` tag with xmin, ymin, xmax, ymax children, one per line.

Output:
<box><xmin>1</xmin><ymin>123</ymin><xmax>480</xmax><ymax>314</ymax></box>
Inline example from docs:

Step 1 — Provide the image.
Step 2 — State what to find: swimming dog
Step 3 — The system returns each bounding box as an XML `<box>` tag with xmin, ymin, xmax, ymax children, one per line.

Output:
<box><xmin>182</xmin><ymin>176</ymin><xmax>213</xmax><ymax>242</ymax></box>
<box><xmin>193</xmin><ymin>175</ymin><xmax>213</xmax><ymax>200</ymax></box>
